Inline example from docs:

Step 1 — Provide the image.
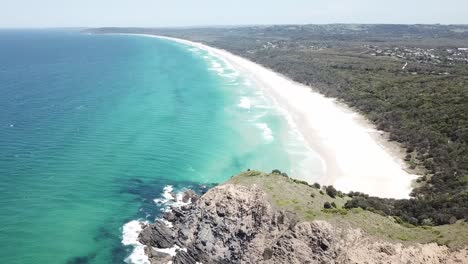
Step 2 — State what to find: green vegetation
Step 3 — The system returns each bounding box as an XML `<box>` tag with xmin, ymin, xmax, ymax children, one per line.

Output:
<box><xmin>90</xmin><ymin>25</ymin><xmax>467</xmax><ymax>225</ymax></box>
<box><xmin>228</xmin><ymin>171</ymin><xmax>468</xmax><ymax>248</ymax></box>
<box><xmin>325</xmin><ymin>185</ymin><xmax>338</xmax><ymax>198</ymax></box>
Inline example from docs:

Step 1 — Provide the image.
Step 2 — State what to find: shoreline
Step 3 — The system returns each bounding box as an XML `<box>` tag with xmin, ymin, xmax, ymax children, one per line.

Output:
<box><xmin>133</xmin><ymin>34</ymin><xmax>416</xmax><ymax>199</ymax></box>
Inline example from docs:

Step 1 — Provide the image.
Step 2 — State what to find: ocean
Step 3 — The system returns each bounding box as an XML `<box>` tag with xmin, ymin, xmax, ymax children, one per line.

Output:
<box><xmin>0</xmin><ymin>30</ymin><xmax>319</xmax><ymax>263</ymax></box>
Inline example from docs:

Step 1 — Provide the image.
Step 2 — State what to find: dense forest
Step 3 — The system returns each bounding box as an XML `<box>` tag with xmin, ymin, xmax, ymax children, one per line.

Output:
<box><xmin>90</xmin><ymin>25</ymin><xmax>468</xmax><ymax>225</ymax></box>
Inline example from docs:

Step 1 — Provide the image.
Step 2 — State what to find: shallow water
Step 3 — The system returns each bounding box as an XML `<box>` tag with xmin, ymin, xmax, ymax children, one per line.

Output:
<box><xmin>0</xmin><ymin>30</ymin><xmax>319</xmax><ymax>263</ymax></box>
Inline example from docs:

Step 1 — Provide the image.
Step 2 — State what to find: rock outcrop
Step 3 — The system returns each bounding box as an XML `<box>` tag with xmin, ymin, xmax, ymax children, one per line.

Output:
<box><xmin>139</xmin><ymin>220</ymin><xmax>174</xmax><ymax>249</ymax></box>
<box><xmin>139</xmin><ymin>184</ymin><xmax>467</xmax><ymax>264</ymax></box>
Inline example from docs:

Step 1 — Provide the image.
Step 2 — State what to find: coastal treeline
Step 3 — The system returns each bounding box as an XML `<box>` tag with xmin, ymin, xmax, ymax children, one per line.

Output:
<box><xmin>90</xmin><ymin>25</ymin><xmax>468</xmax><ymax>225</ymax></box>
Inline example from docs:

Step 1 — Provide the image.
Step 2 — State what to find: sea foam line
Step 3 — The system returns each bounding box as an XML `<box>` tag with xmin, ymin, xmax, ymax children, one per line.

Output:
<box><xmin>122</xmin><ymin>220</ymin><xmax>150</xmax><ymax>264</ymax></box>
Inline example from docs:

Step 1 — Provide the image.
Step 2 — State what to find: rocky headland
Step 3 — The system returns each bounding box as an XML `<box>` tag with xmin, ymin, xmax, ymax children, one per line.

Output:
<box><xmin>137</xmin><ymin>171</ymin><xmax>467</xmax><ymax>263</ymax></box>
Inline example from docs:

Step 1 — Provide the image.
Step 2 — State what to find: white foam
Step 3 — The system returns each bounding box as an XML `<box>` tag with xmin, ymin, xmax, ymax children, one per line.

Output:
<box><xmin>211</xmin><ymin>61</ymin><xmax>222</xmax><ymax>68</ymax></box>
<box><xmin>122</xmin><ymin>220</ymin><xmax>150</xmax><ymax>264</ymax></box>
<box><xmin>161</xmin><ymin>185</ymin><xmax>174</xmax><ymax>200</ymax></box>
<box><xmin>122</xmin><ymin>220</ymin><xmax>145</xmax><ymax>246</ymax></box>
<box><xmin>221</xmin><ymin>71</ymin><xmax>240</xmax><ymax>78</ymax></box>
<box><xmin>155</xmin><ymin>245</ymin><xmax>186</xmax><ymax>257</ymax></box>
<box><xmin>153</xmin><ymin>185</ymin><xmax>175</xmax><ymax>205</ymax></box>
<box><xmin>161</xmin><ymin>219</ymin><xmax>173</xmax><ymax>228</ymax></box>
<box><xmin>153</xmin><ymin>185</ymin><xmax>192</xmax><ymax>212</ymax></box>
<box><xmin>238</xmin><ymin>97</ymin><xmax>252</xmax><ymax>109</ymax></box>
<box><xmin>208</xmin><ymin>60</ymin><xmax>225</xmax><ymax>74</ymax></box>
<box><xmin>255</xmin><ymin>123</ymin><xmax>274</xmax><ymax>143</ymax></box>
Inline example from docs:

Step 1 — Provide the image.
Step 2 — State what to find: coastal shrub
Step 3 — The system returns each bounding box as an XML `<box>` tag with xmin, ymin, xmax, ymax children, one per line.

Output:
<box><xmin>394</xmin><ymin>216</ymin><xmax>405</xmax><ymax>225</ymax></box>
<box><xmin>404</xmin><ymin>154</ymin><xmax>412</xmax><ymax>162</ymax></box>
<box><xmin>244</xmin><ymin>170</ymin><xmax>262</xmax><ymax>177</ymax></box>
<box><xmin>325</xmin><ymin>185</ymin><xmax>337</xmax><ymax>198</ymax></box>
<box><xmin>324</xmin><ymin>202</ymin><xmax>332</xmax><ymax>209</ymax></box>
<box><xmin>421</xmin><ymin>218</ymin><xmax>434</xmax><ymax>226</ymax></box>
<box><xmin>319</xmin><ymin>190</ymin><xmax>325</xmax><ymax>195</ymax></box>
<box><xmin>345</xmin><ymin>194</ymin><xmax>468</xmax><ymax>225</ymax></box>
<box><xmin>271</xmin><ymin>169</ymin><xmax>282</xmax><ymax>174</ymax></box>
<box><xmin>312</xmin><ymin>183</ymin><xmax>321</xmax><ymax>189</ymax></box>
<box><xmin>291</xmin><ymin>179</ymin><xmax>309</xmax><ymax>186</ymax></box>
<box><xmin>408</xmin><ymin>217</ymin><xmax>419</xmax><ymax>226</ymax></box>
<box><xmin>348</xmin><ymin>191</ymin><xmax>369</xmax><ymax>198</ymax></box>
<box><xmin>323</xmin><ymin>208</ymin><xmax>348</xmax><ymax>215</ymax></box>
<box><xmin>331</xmin><ymin>202</ymin><xmax>337</xmax><ymax>208</ymax></box>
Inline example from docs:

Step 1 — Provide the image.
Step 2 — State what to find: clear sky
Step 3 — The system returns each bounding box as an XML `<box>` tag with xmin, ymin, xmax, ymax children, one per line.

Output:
<box><xmin>0</xmin><ymin>0</ymin><xmax>467</xmax><ymax>28</ymax></box>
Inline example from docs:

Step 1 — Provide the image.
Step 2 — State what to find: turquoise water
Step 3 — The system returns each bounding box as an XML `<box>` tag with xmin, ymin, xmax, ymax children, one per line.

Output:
<box><xmin>0</xmin><ymin>30</ymin><xmax>319</xmax><ymax>263</ymax></box>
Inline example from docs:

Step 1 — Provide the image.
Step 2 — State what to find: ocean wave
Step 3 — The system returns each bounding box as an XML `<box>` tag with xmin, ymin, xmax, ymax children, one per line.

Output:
<box><xmin>247</xmin><ymin>111</ymin><xmax>267</xmax><ymax>122</ymax></box>
<box><xmin>221</xmin><ymin>71</ymin><xmax>240</xmax><ymax>78</ymax></box>
<box><xmin>203</xmin><ymin>53</ymin><xmax>242</xmax><ymax>81</ymax></box>
<box><xmin>255</xmin><ymin>123</ymin><xmax>274</xmax><ymax>143</ymax></box>
<box><xmin>188</xmin><ymin>47</ymin><xmax>200</xmax><ymax>53</ymax></box>
<box><xmin>243</xmin><ymin>79</ymin><xmax>252</xmax><ymax>86</ymax></box>
<box><xmin>208</xmin><ymin>61</ymin><xmax>225</xmax><ymax>74</ymax></box>
<box><xmin>238</xmin><ymin>97</ymin><xmax>252</xmax><ymax>109</ymax></box>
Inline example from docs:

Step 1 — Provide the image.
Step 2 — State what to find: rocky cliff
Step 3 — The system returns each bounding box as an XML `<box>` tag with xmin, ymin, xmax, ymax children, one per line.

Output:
<box><xmin>137</xmin><ymin>173</ymin><xmax>467</xmax><ymax>263</ymax></box>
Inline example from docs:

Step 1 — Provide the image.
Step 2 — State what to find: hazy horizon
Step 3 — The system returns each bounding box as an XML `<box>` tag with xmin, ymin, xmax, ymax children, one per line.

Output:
<box><xmin>2</xmin><ymin>22</ymin><xmax>468</xmax><ymax>30</ymax></box>
<box><xmin>1</xmin><ymin>0</ymin><xmax>467</xmax><ymax>28</ymax></box>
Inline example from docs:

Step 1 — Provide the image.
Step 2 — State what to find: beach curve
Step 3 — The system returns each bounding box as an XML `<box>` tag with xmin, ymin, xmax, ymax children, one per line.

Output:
<box><xmin>136</xmin><ymin>34</ymin><xmax>417</xmax><ymax>199</ymax></box>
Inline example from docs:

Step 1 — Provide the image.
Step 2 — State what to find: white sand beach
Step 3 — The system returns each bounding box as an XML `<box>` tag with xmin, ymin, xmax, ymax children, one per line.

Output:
<box><xmin>140</xmin><ymin>34</ymin><xmax>417</xmax><ymax>199</ymax></box>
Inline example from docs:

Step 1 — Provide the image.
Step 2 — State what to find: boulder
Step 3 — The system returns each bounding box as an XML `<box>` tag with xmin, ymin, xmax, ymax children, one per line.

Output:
<box><xmin>182</xmin><ymin>190</ymin><xmax>199</xmax><ymax>203</ymax></box>
<box><xmin>138</xmin><ymin>220</ymin><xmax>174</xmax><ymax>249</ymax></box>
<box><xmin>144</xmin><ymin>246</ymin><xmax>172</xmax><ymax>264</ymax></box>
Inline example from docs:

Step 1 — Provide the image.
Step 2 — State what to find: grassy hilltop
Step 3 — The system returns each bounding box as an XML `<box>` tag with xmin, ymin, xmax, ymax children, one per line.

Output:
<box><xmin>228</xmin><ymin>170</ymin><xmax>467</xmax><ymax>249</ymax></box>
